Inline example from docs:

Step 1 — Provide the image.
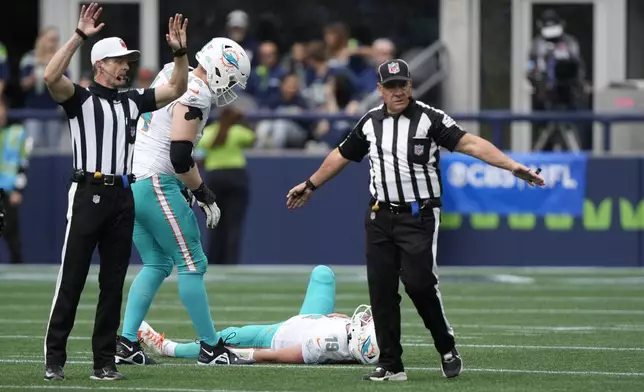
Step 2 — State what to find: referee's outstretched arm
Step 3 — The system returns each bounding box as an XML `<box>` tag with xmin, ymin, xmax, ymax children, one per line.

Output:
<box><xmin>452</xmin><ymin>132</ymin><xmax>546</xmax><ymax>186</ymax></box>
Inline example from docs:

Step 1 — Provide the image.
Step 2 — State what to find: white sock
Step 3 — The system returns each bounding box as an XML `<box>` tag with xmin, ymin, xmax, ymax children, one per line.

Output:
<box><xmin>163</xmin><ymin>340</ymin><xmax>178</xmax><ymax>357</ymax></box>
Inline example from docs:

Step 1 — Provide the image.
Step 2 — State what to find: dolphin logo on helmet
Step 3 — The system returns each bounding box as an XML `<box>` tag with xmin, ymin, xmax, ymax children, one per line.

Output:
<box><xmin>348</xmin><ymin>304</ymin><xmax>380</xmax><ymax>364</ymax></box>
<box><xmin>195</xmin><ymin>37</ymin><xmax>250</xmax><ymax>107</ymax></box>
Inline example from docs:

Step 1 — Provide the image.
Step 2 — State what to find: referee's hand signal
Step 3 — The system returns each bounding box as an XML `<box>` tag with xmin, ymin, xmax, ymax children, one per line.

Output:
<box><xmin>166</xmin><ymin>14</ymin><xmax>188</xmax><ymax>51</ymax></box>
<box><xmin>286</xmin><ymin>182</ymin><xmax>312</xmax><ymax>210</ymax></box>
<box><xmin>511</xmin><ymin>163</ymin><xmax>546</xmax><ymax>187</ymax></box>
<box><xmin>77</xmin><ymin>2</ymin><xmax>105</xmax><ymax>37</ymax></box>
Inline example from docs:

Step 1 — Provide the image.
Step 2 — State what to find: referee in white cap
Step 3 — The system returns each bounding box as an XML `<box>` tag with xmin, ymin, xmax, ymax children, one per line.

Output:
<box><xmin>287</xmin><ymin>59</ymin><xmax>546</xmax><ymax>381</ymax></box>
<box><xmin>42</xmin><ymin>2</ymin><xmax>190</xmax><ymax>381</ymax></box>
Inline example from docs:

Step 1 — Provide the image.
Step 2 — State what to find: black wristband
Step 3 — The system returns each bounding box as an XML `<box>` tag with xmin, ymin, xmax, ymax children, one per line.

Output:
<box><xmin>173</xmin><ymin>48</ymin><xmax>188</xmax><ymax>57</ymax></box>
<box><xmin>305</xmin><ymin>179</ymin><xmax>317</xmax><ymax>191</ymax></box>
<box><xmin>75</xmin><ymin>28</ymin><xmax>88</xmax><ymax>41</ymax></box>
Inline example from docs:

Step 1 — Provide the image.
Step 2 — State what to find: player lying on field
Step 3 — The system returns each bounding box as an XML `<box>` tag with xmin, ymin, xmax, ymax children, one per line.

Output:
<box><xmin>138</xmin><ymin>265</ymin><xmax>380</xmax><ymax>365</ymax></box>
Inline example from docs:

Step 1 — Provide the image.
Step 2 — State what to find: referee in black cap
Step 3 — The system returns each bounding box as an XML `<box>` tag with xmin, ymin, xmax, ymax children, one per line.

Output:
<box><xmin>287</xmin><ymin>59</ymin><xmax>545</xmax><ymax>381</ymax></box>
<box><xmin>42</xmin><ymin>3</ymin><xmax>190</xmax><ymax>381</ymax></box>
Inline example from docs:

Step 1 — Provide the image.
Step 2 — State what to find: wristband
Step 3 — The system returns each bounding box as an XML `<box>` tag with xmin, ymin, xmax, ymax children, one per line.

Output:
<box><xmin>173</xmin><ymin>48</ymin><xmax>188</xmax><ymax>57</ymax></box>
<box><xmin>305</xmin><ymin>179</ymin><xmax>317</xmax><ymax>191</ymax></box>
<box><xmin>75</xmin><ymin>28</ymin><xmax>88</xmax><ymax>41</ymax></box>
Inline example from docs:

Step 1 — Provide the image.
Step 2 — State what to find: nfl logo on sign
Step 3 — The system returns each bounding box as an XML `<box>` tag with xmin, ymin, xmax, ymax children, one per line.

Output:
<box><xmin>92</xmin><ymin>195</ymin><xmax>100</xmax><ymax>204</ymax></box>
<box><xmin>414</xmin><ymin>144</ymin><xmax>424</xmax><ymax>155</ymax></box>
<box><xmin>388</xmin><ymin>62</ymin><xmax>400</xmax><ymax>74</ymax></box>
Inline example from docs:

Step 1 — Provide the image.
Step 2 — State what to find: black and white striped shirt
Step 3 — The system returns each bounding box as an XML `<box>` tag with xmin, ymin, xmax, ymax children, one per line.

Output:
<box><xmin>338</xmin><ymin>99</ymin><xmax>466</xmax><ymax>203</ymax></box>
<box><xmin>60</xmin><ymin>82</ymin><xmax>157</xmax><ymax>175</ymax></box>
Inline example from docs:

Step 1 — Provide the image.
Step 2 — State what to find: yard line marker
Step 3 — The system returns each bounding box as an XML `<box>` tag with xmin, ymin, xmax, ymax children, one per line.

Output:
<box><xmin>3</xmin><ymin>304</ymin><xmax>644</xmax><ymax>315</ymax></box>
<box><xmin>0</xmin><ymin>386</ymin><xmax>279</xmax><ymax>392</ymax></box>
<box><xmin>1</xmin><ymin>359</ymin><xmax>643</xmax><ymax>377</ymax></box>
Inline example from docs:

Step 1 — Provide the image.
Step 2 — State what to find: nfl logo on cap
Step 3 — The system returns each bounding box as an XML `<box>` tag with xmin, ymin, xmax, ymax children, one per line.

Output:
<box><xmin>388</xmin><ymin>62</ymin><xmax>400</xmax><ymax>74</ymax></box>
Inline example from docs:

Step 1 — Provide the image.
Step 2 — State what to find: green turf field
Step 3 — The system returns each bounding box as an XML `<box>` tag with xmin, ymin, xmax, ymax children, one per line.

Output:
<box><xmin>0</xmin><ymin>265</ymin><xmax>643</xmax><ymax>392</ymax></box>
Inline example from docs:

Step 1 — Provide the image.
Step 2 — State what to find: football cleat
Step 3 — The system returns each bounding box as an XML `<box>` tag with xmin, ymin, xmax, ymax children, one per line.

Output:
<box><xmin>90</xmin><ymin>365</ymin><xmax>124</xmax><ymax>381</ymax></box>
<box><xmin>362</xmin><ymin>366</ymin><xmax>408</xmax><ymax>381</ymax></box>
<box><xmin>197</xmin><ymin>338</ymin><xmax>255</xmax><ymax>365</ymax></box>
<box><xmin>441</xmin><ymin>347</ymin><xmax>463</xmax><ymax>378</ymax></box>
<box><xmin>115</xmin><ymin>335</ymin><xmax>157</xmax><ymax>365</ymax></box>
<box><xmin>138</xmin><ymin>322</ymin><xmax>167</xmax><ymax>356</ymax></box>
<box><xmin>44</xmin><ymin>365</ymin><xmax>65</xmax><ymax>381</ymax></box>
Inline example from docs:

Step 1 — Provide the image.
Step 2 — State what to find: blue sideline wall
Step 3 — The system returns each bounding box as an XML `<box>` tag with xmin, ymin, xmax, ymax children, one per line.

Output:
<box><xmin>1</xmin><ymin>155</ymin><xmax>643</xmax><ymax>266</ymax></box>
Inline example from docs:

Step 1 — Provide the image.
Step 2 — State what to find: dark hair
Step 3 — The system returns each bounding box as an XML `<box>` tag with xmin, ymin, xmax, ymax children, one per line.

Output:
<box><xmin>307</xmin><ymin>41</ymin><xmax>327</xmax><ymax>63</ymax></box>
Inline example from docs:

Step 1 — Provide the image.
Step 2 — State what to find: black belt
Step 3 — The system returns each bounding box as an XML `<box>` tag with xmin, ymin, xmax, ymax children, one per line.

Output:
<box><xmin>370</xmin><ymin>197</ymin><xmax>441</xmax><ymax>214</ymax></box>
<box><xmin>72</xmin><ymin>170</ymin><xmax>136</xmax><ymax>188</ymax></box>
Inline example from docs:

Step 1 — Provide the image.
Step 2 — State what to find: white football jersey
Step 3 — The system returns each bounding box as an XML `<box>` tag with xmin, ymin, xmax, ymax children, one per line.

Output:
<box><xmin>271</xmin><ymin>315</ymin><xmax>354</xmax><ymax>364</ymax></box>
<box><xmin>132</xmin><ymin>63</ymin><xmax>213</xmax><ymax>180</ymax></box>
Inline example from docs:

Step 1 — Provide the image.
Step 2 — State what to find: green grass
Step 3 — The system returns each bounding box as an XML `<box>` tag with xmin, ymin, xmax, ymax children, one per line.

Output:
<box><xmin>0</xmin><ymin>265</ymin><xmax>643</xmax><ymax>392</ymax></box>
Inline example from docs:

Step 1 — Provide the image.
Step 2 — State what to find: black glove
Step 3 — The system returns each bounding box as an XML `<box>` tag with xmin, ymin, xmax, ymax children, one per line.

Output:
<box><xmin>191</xmin><ymin>183</ymin><xmax>220</xmax><ymax>229</ymax></box>
<box><xmin>191</xmin><ymin>183</ymin><xmax>216</xmax><ymax>204</ymax></box>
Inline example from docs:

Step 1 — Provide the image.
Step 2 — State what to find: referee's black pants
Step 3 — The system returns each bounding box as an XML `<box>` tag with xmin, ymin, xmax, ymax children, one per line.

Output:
<box><xmin>365</xmin><ymin>203</ymin><xmax>455</xmax><ymax>371</ymax></box>
<box><xmin>45</xmin><ymin>178</ymin><xmax>134</xmax><ymax>369</ymax></box>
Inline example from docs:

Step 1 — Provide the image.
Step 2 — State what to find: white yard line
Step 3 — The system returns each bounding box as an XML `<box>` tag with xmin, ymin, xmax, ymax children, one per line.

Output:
<box><xmin>3</xmin><ymin>340</ymin><xmax>643</xmax><ymax>354</ymax></box>
<box><xmin>1</xmin><ymin>359</ymin><xmax>643</xmax><ymax>377</ymax></box>
<box><xmin>0</xmin><ymin>386</ymin><xmax>278</xmax><ymax>392</ymax></box>
<box><xmin>1</xmin><ymin>320</ymin><xmax>643</xmax><ymax>333</ymax></box>
<box><xmin>2</xmin><ymin>292</ymin><xmax>643</xmax><ymax>302</ymax></box>
<box><xmin>2</xmin><ymin>304</ymin><xmax>643</xmax><ymax>315</ymax></box>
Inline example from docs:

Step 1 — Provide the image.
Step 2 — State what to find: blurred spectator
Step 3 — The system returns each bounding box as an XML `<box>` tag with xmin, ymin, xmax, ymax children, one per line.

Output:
<box><xmin>0</xmin><ymin>42</ymin><xmax>9</xmax><ymax>98</ymax></box>
<box><xmin>314</xmin><ymin>73</ymin><xmax>357</xmax><ymax>147</ymax></box>
<box><xmin>280</xmin><ymin>42</ymin><xmax>313</xmax><ymax>90</ymax></box>
<box><xmin>323</xmin><ymin>22</ymin><xmax>352</xmax><ymax>69</ymax></box>
<box><xmin>226</xmin><ymin>10</ymin><xmax>259</xmax><ymax>67</ymax></box>
<box><xmin>302</xmin><ymin>41</ymin><xmax>334</xmax><ymax>110</ymax></box>
<box><xmin>357</xmin><ymin>38</ymin><xmax>396</xmax><ymax>97</ymax></box>
<box><xmin>344</xmin><ymin>37</ymin><xmax>397</xmax><ymax>115</ymax></box>
<box><xmin>255</xmin><ymin>73</ymin><xmax>311</xmax><ymax>149</ymax></box>
<box><xmin>136</xmin><ymin>68</ymin><xmax>156</xmax><ymax>88</ymax></box>
<box><xmin>197</xmin><ymin>106</ymin><xmax>254</xmax><ymax>265</ymax></box>
<box><xmin>78</xmin><ymin>72</ymin><xmax>93</xmax><ymax>89</ymax></box>
<box><xmin>20</xmin><ymin>27</ymin><xmax>66</xmax><ymax>149</ymax></box>
<box><xmin>245</xmin><ymin>41</ymin><xmax>285</xmax><ymax>106</ymax></box>
<box><xmin>0</xmin><ymin>97</ymin><xmax>32</xmax><ymax>264</ymax></box>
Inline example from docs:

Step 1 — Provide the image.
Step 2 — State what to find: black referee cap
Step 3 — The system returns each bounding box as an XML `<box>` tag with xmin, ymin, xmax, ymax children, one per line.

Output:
<box><xmin>377</xmin><ymin>59</ymin><xmax>412</xmax><ymax>85</ymax></box>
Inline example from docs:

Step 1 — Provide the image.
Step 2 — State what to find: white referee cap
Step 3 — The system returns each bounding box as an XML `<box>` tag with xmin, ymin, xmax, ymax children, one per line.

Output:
<box><xmin>90</xmin><ymin>37</ymin><xmax>140</xmax><ymax>65</ymax></box>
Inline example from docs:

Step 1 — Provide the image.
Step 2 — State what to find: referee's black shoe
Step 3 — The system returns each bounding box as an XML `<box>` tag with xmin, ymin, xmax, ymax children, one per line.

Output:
<box><xmin>441</xmin><ymin>347</ymin><xmax>463</xmax><ymax>378</ymax></box>
<box><xmin>44</xmin><ymin>365</ymin><xmax>64</xmax><ymax>381</ymax></box>
<box><xmin>90</xmin><ymin>365</ymin><xmax>124</xmax><ymax>381</ymax></box>
<box><xmin>115</xmin><ymin>335</ymin><xmax>157</xmax><ymax>365</ymax></box>
<box><xmin>362</xmin><ymin>367</ymin><xmax>408</xmax><ymax>381</ymax></box>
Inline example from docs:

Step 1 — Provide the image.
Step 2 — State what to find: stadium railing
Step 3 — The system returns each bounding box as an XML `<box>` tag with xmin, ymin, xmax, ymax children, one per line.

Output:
<box><xmin>9</xmin><ymin>109</ymin><xmax>644</xmax><ymax>151</ymax></box>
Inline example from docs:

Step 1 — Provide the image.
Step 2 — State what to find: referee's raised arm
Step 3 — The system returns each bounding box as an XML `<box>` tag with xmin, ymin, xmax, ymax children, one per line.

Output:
<box><xmin>43</xmin><ymin>3</ymin><xmax>105</xmax><ymax>103</ymax></box>
<box><xmin>42</xmin><ymin>2</ymin><xmax>191</xmax><ymax>382</ymax></box>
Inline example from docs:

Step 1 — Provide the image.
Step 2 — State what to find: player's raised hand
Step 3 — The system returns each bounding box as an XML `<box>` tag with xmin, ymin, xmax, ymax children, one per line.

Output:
<box><xmin>166</xmin><ymin>14</ymin><xmax>188</xmax><ymax>51</ymax></box>
<box><xmin>77</xmin><ymin>2</ymin><xmax>105</xmax><ymax>37</ymax></box>
<box><xmin>286</xmin><ymin>182</ymin><xmax>312</xmax><ymax>210</ymax></box>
